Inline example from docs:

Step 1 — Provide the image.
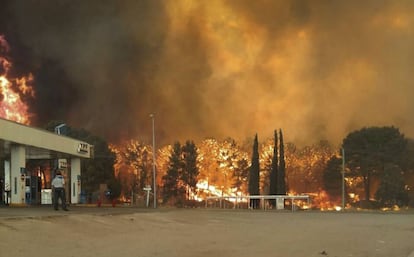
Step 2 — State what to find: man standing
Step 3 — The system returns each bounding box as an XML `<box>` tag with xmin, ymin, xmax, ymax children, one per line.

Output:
<box><xmin>51</xmin><ymin>169</ymin><xmax>68</xmax><ymax>211</ymax></box>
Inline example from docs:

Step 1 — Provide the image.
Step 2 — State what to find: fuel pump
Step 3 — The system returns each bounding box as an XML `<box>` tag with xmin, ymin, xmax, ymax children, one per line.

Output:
<box><xmin>77</xmin><ymin>175</ymin><xmax>81</xmax><ymax>203</ymax></box>
<box><xmin>20</xmin><ymin>167</ymin><xmax>26</xmax><ymax>204</ymax></box>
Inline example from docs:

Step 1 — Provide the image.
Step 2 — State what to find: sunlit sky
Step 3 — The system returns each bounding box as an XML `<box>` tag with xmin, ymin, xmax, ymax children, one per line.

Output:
<box><xmin>1</xmin><ymin>0</ymin><xmax>413</xmax><ymax>146</ymax></box>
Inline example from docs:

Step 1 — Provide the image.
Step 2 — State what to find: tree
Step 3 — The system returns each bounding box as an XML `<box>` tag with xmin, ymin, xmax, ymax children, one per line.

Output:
<box><xmin>232</xmin><ymin>158</ymin><xmax>249</xmax><ymax>195</ymax></box>
<box><xmin>162</xmin><ymin>142</ymin><xmax>184</xmax><ymax>204</ymax></box>
<box><xmin>268</xmin><ymin>130</ymin><xmax>278</xmax><ymax>206</ymax></box>
<box><xmin>197</xmin><ymin>138</ymin><xmax>249</xmax><ymax>198</ymax></box>
<box><xmin>218</xmin><ymin>138</ymin><xmax>247</xmax><ymax>195</ymax></box>
<box><xmin>182</xmin><ymin>140</ymin><xmax>199</xmax><ymax>200</ymax></box>
<box><xmin>197</xmin><ymin>139</ymin><xmax>221</xmax><ymax>188</ymax></box>
<box><xmin>323</xmin><ymin>155</ymin><xmax>343</xmax><ymax>203</ymax></box>
<box><xmin>277</xmin><ymin>129</ymin><xmax>286</xmax><ymax>195</ymax></box>
<box><xmin>260</xmin><ymin>138</ymin><xmax>273</xmax><ymax>195</ymax></box>
<box><xmin>342</xmin><ymin>126</ymin><xmax>408</xmax><ymax>202</ymax></box>
<box><xmin>78</xmin><ymin>132</ymin><xmax>118</xmax><ymax>199</ymax></box>
<box><xmin>112</xmin><ymin>140</ymin><xmax>152</xmax><ymax>201</ymax></box>
<box><xmin>249</xmin><ymin>134</ymin><xmax>260</xmax><ymax>209</ymax></box>
<box><xmin>375</xmin><ymin>164</ymin><xmax>408</xmax><ymax>207</ymax></box>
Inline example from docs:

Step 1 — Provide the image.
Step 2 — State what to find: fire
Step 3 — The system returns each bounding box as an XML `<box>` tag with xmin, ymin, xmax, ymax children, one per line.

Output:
<box><xmin>111</xmin><ymin>138</ymin><xmax>361</xmax><ymax>210</ymax></box>
<box><xmin>0</xmin><ymin>35</ymin><xmax>34</xmax><ymax>124</ymax></box>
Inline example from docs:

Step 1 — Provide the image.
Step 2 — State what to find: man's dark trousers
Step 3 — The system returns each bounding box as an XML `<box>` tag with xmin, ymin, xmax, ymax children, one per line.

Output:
<box><xmin>53</xmin><ymin>188</ymin><xmax>67</xmax><ymax>210</ymax></box>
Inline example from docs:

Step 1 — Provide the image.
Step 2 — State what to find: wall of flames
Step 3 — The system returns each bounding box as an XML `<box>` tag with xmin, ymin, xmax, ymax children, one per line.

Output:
<box><xmin>0</xmin><ymin>36</ymin><xmax>35</xmax><ymax>124</ymax></box>
<box><xmin>0</xmin><ymin>35</ymin><xmax>368</xmax><ymax>210</ymax></box>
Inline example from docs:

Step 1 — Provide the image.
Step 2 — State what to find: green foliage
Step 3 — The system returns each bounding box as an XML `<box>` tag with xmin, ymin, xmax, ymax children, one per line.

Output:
<box><xmin>162</xmin><ymin>140</ymin><xmax>201</xmax><ymax>205</ymax></box>
<box><xmin>323</xmin><ymin>155</ymin><xmax>343</xmax><ymax>201</ymax></box>
<box><xmin>249</xmin><ymin>134</ymin><xmax>260</xmax><ymax>208</ymax></box>
<box><xmin>277</xmin><ymin>129</ymin><xmax>286</xmax><ymax>195</ymax></box>
<box><xmin>80</xmin><ymin>134</ymin><xmax>116</xmax><ymax>195</ymax></box>
<box><xmin>162</xmin><ymin>142</ymin><xmax>183</xmax><ymax>204</ymax></box>
<box><xmin>182</xmin><ymin>140</ymin><xmax>199</xmax><ymax>198</ymax></box>
<box><xmin>268</xmin><ymin>130</ymin><xmax>278</xmax><ymax>206</ymax></box>
<box><xmin>342</xmin><ymin>126</ymin><xmax>408</xmax><ymax>201</ymax></box>
<box><xmin>375</xmin><ymin>164</ymin><xmax>408</xmax><ymax>207</ymax></box>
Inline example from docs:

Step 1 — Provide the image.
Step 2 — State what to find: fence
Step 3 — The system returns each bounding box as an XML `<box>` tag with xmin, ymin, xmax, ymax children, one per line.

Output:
<box><xmin>205</xmin><ymin>195</ymin><xmax>310</xmax><ymax>212</ymax></box>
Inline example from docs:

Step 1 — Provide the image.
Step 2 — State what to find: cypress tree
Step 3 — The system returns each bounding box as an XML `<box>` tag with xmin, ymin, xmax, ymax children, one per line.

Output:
<box><xmin>277</xmin><ymin>129</ymin><xmax>286</xmax><ymax>195</ymax></box>
<box><xmin>249</xmin><ymin>134</ymin><xmax>260</xmax><ymax>209</ymax></box>
<box><xmin>268</xmin><ymin>130</ymin><xmax>278</xmax><ymax>207</ymax></box>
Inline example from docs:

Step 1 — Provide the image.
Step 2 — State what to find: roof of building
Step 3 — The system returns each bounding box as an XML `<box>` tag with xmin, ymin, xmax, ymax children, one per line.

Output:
<box><xmin>0</xmin><ymin>118</ymin><xmax>93</xmax><ymax>159</ymax></box>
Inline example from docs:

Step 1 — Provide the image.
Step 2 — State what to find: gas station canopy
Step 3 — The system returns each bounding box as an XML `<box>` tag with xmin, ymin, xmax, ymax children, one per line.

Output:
<box><xmin>0</xmin><ymin>117</ymin><xmax>93</xmax><ymax>205</ymax></box>
<box><xmin>0</xmin><ymin>118</ymin><xmax>92</xmax><ymax>160</ymax></box>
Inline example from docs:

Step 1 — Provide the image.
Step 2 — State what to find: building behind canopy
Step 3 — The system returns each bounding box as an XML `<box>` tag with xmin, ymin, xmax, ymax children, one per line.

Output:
<box><xmin>0</xmin><ymin>118</ymin><xmax>93</xmax><ymax>205</ymax></box>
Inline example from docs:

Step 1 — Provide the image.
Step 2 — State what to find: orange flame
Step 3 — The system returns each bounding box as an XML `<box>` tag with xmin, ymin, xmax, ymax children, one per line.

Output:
<box><xmin>0</xmin><ymin>35</ymin><xmax>34</xmax><ymax>124</ymax></box>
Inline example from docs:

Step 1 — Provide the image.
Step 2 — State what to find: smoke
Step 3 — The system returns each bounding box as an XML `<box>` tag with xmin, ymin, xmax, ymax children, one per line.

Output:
<box><xmin>1</xmin><ymin>0</ymin><xmax>414</xmax><ymax>146</ymax></box>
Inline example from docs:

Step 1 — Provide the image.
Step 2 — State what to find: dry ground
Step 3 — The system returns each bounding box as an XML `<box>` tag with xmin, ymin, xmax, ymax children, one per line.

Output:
<box><xmin>0</xmin><ymin>208</ymin><xmax>413</xmax><ymax>257</ymax></box>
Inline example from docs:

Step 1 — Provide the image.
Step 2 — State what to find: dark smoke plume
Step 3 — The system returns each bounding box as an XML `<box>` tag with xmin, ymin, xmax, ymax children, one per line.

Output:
<box><xmin>1</xmin><ymin>0</ymin><xmax>414</xmax><ymax>146</ymax></box>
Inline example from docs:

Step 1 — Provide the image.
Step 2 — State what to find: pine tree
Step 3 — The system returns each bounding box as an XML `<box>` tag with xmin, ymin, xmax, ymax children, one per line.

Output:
<box><xmin>268</xmin><ymin>130</ymin><xmax>278</xmax><ymax>207</ymax></box>
<box><xmin>182</xmin><ymin>140</ymin><xmax>199</xmax><ymax>200</ymax></box>
<box><xmin>249</xmin><ymin>134</ymin><xmax>260</xmax><ymax>209</ymax></box>
<box><xmin>277</xmin><ymin>129</ymin><xmax>286</xmax><ymax>195</ymax></box>
<box><xmin>162</xmin><ymin>142</ymin><xmax>183</xmax><ymax>204</ymax></box>
<box><xmin>342</xmin><ymin>126</ymin><xmax>408</xmax><ymax>202</ymax></box>
<box><xmin>375</xmin><ymin>164</ymin><xmax>408</xmax><ymax>207</ymax></box>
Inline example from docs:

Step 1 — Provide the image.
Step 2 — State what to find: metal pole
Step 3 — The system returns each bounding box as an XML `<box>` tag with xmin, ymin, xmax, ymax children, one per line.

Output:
<box><xmin>341</xmin><ymin>147</ymin><xmax>345</xmax><ymax>211</ymax></box>
<box><xmin>150</xmin><ymin>114</ymin><xmax>157</xmax><ymax>208</ymax></box>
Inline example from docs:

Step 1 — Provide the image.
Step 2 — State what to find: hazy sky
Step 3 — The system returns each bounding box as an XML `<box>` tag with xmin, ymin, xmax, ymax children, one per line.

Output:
<box><xmin>1</xmin><ymin>0</ymin><xmax>413</xmax><ymax>146</ymax></box>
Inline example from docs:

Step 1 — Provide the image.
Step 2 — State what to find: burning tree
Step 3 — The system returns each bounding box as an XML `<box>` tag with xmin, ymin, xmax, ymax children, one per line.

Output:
<box><xmin>197</xmin><ymin>139</ymin><xmax>221</xmax><ymax>189</ymax></box>
<box><xmin>217</xmin><ymin>138</ymin><xmax>249</xmax><ymax>196</ymax></box>
<box><xmin>232</xmin><ymin>158</ymin><xmax>249</xmax><ymax>195</ymax></box>
<box><xmin>260</xmin><ymin>138</ymin><xmax>274</xmax><ymax>195</ymax></box>
<box><xmin>112</xmin><ymin>140</ymin><xmax>153</xmax><ymax>202</ymax></box>
<box><xmin>197</xmin><ymin>138</ymin><xmax>249</xmax><ymax>198</ymax></box>
<box><xmin>286</xmin><ymin>140</ymin><xmax>336</xmax><ymax>194</ymax></box>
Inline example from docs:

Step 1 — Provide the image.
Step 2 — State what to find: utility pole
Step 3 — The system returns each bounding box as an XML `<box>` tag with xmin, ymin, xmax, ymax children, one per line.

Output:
<box><xmin>150</xmin><ymin>114</ymin><xmax>157</xmax><ymax>208</ymax></box>
<box><xmin>342</xmin><ymin>147</ymin><xmax>345</xmax><ymax>211</ymax></box>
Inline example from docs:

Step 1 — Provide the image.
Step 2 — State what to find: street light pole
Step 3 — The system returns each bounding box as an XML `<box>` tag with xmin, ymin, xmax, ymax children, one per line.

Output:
<box><xmin>341</xmin><ymin>147</ymin><xmax>345</xmax><ymax>211</ymax></box>
<box><xmin>150</xmin><ymin>114</ymin><xmax>157</xmax><ymax>208</ymax></box>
